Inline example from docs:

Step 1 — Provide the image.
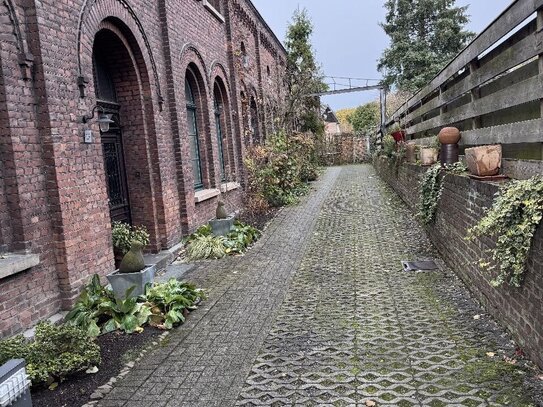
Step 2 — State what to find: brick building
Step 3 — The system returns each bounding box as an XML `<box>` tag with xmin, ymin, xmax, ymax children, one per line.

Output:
<box><xmin>0</xmin><ymin>0</ymin><xmax>286</xmax><ymax>337</ymax></box>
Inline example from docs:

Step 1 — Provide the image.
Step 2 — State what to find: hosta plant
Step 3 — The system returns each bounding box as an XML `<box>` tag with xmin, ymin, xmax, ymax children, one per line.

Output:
<box><xmin>467</xmin><ymin>176</ymin><xmax>543</xmax><ymax>287</ymax></box>
<box><xmin>145</xmin><ymin>279</ymin><xmax>205</xmax><ymax>329</ymax></box>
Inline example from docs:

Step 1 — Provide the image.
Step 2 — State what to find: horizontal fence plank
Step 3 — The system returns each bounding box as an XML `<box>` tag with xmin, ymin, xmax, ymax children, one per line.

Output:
<box><xmin>403</xmin><ymin>26</ymin><xmax>540</xmax><ymax>124</ymax></box>
<box><xmin>394</xmin><ymin>0</ymin><xmax>543</xmax><ymax>119</ymax></box>
<box><xmin>460</xmin><ymin>119</ymin><xmax>543</xmax><ymax>145</ymax></box>
<box><xmin>407</xmin><ymin>75</ymin><xmax>542</xmax><ymax>134</ymax></box>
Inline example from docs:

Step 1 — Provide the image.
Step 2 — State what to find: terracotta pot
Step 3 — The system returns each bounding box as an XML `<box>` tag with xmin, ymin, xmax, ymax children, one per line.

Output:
<box><xmin>391</xmin><ymin>130</ymin><xmax>406</xmax><ymax>143</ymax></box>
<box><xmin>465</xmin><ymin>145</ymin><xmax>502</xmax><ymax>177</ymax></box>
<box><xmin>406</xmin><ymin>142</ymin><xmax>417</xmax><ymax>163</ymax></box>
<box><xmin>420</xmin><ymin>147</ymin><xmax>438</xmax><ymax>165</ymax></box>
<box><xmin>438</xmin><ymin>127</ymin><xmax>461</xmax><ymax>144</ymax></box>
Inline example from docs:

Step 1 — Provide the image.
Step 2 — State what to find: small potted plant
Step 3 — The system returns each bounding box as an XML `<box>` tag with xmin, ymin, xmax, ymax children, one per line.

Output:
<box><xmin>465</xmin><ymin>144</ymin><xmax>502</xmax><ymax>177</ymax></box>
<box><xmin>111</xmin><ymin>222</ymin><xmax>150</xmax><ymax>269</ymax></box>
<box><xmin>390</xmin><ymin>123</ymin><xmax>406</xmax><ymax>143</ymax></box>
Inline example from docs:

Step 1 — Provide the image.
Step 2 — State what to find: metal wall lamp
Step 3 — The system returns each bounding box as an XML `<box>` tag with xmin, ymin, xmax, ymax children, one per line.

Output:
<box><xmin>82</xmin><ymin>105</ymin><xmax>115</xmax><ymax>133</ymax></box>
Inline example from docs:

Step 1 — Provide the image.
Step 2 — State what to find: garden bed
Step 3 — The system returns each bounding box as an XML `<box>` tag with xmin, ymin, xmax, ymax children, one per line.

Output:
<box><xmin>31</xmin><ymin>327</ymin><xmax>162</xmax><ymax>407</ymax></box>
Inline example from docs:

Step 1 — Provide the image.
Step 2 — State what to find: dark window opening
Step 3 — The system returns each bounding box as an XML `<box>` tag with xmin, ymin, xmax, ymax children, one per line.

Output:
<box><xmin>185</xmin><ymin>77</ymin><xmax>204</xmax><ymax>190</ymax></box>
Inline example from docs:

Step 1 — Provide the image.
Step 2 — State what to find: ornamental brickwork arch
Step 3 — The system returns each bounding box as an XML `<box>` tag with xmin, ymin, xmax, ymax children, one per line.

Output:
<box><xmin>76</xmin><ymin>0</ymin><xmax>163</xmax><ymax>107</ymax></box>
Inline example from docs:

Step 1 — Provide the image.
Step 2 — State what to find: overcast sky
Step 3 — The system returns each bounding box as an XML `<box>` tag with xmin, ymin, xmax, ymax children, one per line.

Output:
<box><xmin>252</xmin><ymin>0</ymin><xmax>513</xmax><ymax>111</ymax></box>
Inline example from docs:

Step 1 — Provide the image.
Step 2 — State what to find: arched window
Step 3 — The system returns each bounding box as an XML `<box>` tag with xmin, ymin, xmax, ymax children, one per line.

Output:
<box><xmin>213</xmin><ymin>84</ymin><xmax>227</xmax><ymax>182</ymax></box>
<box><xmin>240</xmin><ymin>42</ymin><xmax>248</xmax><ymax>68</ymax></box>
<box><xmin>185</xmin><ymin>78</ymin><xmax>203</xmax><ymax>190</ymax></box>
<box><xmin>250</xmin><ymin>96</ymin><xmax>260</xmax><ymax>144</ymax></box>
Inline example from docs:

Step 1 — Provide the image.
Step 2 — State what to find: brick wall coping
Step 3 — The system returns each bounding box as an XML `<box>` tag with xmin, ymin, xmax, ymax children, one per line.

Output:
<box><xmin>0</xmin><ymin>254</ymin><xmax>40</xmax><ymax>280</ymax></box>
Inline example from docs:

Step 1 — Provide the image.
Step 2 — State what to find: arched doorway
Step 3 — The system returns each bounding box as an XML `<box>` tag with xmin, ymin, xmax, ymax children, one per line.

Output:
<box><xmin>93</xmin><ymin>37</ymin><xmax>131</xmax><ymax>223</ymax></box>
<box><xmin>91</xmin><ymin>23</ymin><xmax>156</xmax><ymax>230</ymax></box>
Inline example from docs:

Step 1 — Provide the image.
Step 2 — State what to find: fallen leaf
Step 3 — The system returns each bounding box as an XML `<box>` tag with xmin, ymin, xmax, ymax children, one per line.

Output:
<box><xmin>365</xmin><ymin>400</ymin><xmax>376</xmax><ymax>407</ymax></box>
<box><xmin>537</xmin><ymin>375</ymin><xmax>543</xmax><ymax>381</ymax></box>
<box><xmin>86</xmin><ymin>366</ymin><xmax>99</xmax><ymax>374</ymax></box>
<box><xmin>473</xmin><ymin>315</ymin><xmax>481</xmax><ymax>320</ymax></box>
<box><xmin>486</xmin><ymin>352</ymin><xmax>495</xmax><ymax>358</ymax></box>
<box><xmin>504</xmin><ymin>356</ymin><xmax>517</xmax><ymax>365</ymax></box>
<box><xmin>48</xmin><ymin>382</ymin><xmax>59</xmax><ymax>391</ymax></box>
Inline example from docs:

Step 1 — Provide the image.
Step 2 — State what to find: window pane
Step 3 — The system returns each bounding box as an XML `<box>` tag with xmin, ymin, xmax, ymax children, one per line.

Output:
<box><xmin>187</xmin><ymin>108</ymin><xmax>197</xmax><ymax>136</ymax></box>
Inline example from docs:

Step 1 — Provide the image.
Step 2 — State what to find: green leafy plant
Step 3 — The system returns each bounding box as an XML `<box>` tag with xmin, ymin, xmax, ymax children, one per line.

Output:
<box><xmin>97</xmin><ymin>287</ymin><xmax>152</xmax><ymax>334</ymax></box>
<box><xmin>66</xmin><ymin>275</ymin><xmax>205</xmax><ymax>336</ymax></box>
<box><xmin>444</xmin><ymin>161</ymin><xmax>468</xmax><ymax>174</ymax></box>
<box><xmin>112</xmin><ymin>222</ymin><xmax>150</xmax><ymax>255</ymax></box>
<box><xmin>65</xmin><ymin>274</ymin><xmax>112</xmax><ymax>337</ymax></box>
<box><xmin>186</xmin><ymin>235</ymin><xmax>227</xmax><ymax>261</ymax></box>
<box><xmin>0</xmin><ymin>322</ymin><xmax>100</xmax><ymax>386</ymax></box>
<box><xmin>145</xmin><ymin>279</ymin><xmax>205</xmax><ymax>329</ymax></box>
<box><xmin>224</xmin><ymin>221</ymin><xmax>262</xmax><ymax>254</ymax></box>
<box><xmin>418</xmin><ymin>164</ymin><xmax>444</xmax><ymax>224</ymax></box>
<box><xmin>382</xmin><ymin>134</ymin><xmax>396</xmax><ymax>158</ymax></box>
<box><xmin>184</xmin><ymin>221</ymin><xmax>261</xmax><ymax>260</ymax></box>
<box><xmin>467</xmin><ymin>177</ymin><xmax>543</xmax><ymax>287</ymax></box>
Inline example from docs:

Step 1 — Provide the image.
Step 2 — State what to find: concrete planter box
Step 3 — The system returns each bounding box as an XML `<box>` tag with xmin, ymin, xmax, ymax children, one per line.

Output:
<box><xmin>107</xmin><ymin>264</ymin><xmax>156</xmax><ymax>298</ymax></box>
<box><xmin>209</xmin><ymin>215</ymin><xmax>235</xmax><ymax>237</ymax></box>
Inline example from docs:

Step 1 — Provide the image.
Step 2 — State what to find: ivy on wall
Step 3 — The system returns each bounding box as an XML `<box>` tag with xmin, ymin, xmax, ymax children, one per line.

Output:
<box><xmin>467</xmin><ymin>177</ymin><xmax>543</xmax><ymax>288</ymax></box>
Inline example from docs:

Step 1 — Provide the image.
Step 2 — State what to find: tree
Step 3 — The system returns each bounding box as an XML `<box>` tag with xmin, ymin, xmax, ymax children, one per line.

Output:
<box><xmin>335</xmin><ymin>108</ymin><xmax>356</xmax><ymax>126</ymax></box>
<box><xmin>348</xmin><ymin>102</ymin><xmax>380</xmax><ymax>135</ymax></box>
<box><xmin>378</xmin><ymin>0</ymin><xmax>475</xmax><ymax>92</ymax></box>
<box><xmin>282</xmin><ymin>8</ymin><xmax>327</xmax><ymax>135</ymax></box>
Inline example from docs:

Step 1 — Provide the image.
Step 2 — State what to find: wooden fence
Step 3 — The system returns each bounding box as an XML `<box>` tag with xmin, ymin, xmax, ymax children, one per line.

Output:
<box><xmin>382</xmin><ymin>0</ymin><xmax>543</xmax><ymax>162</ymax></box>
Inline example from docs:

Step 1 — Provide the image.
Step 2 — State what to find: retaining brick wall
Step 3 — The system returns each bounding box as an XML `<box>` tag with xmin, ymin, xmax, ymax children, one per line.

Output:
<box><xmin>374</xmin><ymin>158</ymin><xmax>543</xmax><ymax>369</ymax></box>
<box><xmin>0</xmin><ymin>0</ymin><xmax>285</xmax><ymax>336</ymax></box>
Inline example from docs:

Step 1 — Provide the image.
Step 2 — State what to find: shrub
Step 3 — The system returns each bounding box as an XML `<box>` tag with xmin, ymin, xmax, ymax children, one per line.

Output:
<box><xmin>244</xmin><ymin>132</ymin><xmax>318</xmax><ymax>208</ymax></box>
<box><xmin>112</xmin><ymin>221</ymin><xmax>150</xmax><ymax>255</ymax></box>
<box><xmin>0</xmin><ymin>322</ymin><xmax>100</xmax><ymax>386</ymax></box>
<box><xmin>224</xmin><ymin>221</ymin><xmax>262</xmax><ymax>255</ymax></box>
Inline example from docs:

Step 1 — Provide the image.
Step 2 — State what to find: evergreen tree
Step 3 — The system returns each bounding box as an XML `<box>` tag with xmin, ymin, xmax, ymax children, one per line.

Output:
<box><xmin>378</xmin><ymin>0</ymin><xmax>475</xmax><ymax>92</ymax></box>
<box><xmin>283</xmin><ymin>8</ymin><xmax>327</xmax><ymax>135</ymax></box>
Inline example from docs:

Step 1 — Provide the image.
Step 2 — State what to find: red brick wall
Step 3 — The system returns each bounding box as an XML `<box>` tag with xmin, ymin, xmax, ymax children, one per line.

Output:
<box><xmin>375</xmin><ymin>159</ymin><xmax>543</xmax><ymax>369</ymax></box>
<box><xmin>0</xmin><ymin>0</ymin><xmax>285</xmax><ymax>336</ymax></box>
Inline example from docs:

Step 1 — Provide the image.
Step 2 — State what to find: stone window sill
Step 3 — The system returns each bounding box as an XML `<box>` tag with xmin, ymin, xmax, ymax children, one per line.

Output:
<box><xmin>220</xmin><ymin>182</ymin><xmax>240</xmax><ymax>193</ymax></box>
<box><xmin>203</xmin><ymin>1</ymin><xmax>225</xmax><ymax>23</ymax></box>
<box><xmin>194</xmin><ymin>188</ymin><xmax>220</xmax><ymax>203</ymax></box>
<box><xmin>0</xmin><ymin>253</ymin><xmax>40</xmax><ymax>280</ymax></box>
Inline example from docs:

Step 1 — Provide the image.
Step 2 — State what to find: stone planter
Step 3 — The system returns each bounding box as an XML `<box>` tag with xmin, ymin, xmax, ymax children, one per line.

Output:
<box><xmin>465</xmin><ymin>144</ymin><xmax>502</xmax><ymax>177</ymax></box>
<box><xmin>406</xmin><ymin>142</ymin><xmax>417</xmax><ymax>163</ymax></box>
<box><xmin>209</xmin><ymin>215</ymin><xmax>235</xmax><ymax>237</ymax></box>
<box><xmin>420</xmin><ymin>147</ymin><xmax>438</xmax><ymax>165</ymax></box>
<box><xmin>107</xmin><ymin>264</ymin><xmax>156</xmax><ymax>298</ymax></box>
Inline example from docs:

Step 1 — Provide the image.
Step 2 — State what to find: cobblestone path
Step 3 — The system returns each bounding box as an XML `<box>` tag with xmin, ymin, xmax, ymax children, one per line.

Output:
<box><xmin>99</xmin><ymin>165</ymin><xmax>536</xmax><ymax>407</ymax></box>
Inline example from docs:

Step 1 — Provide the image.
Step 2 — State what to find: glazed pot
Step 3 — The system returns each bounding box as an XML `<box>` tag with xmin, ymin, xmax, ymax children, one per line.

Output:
<box><xmin>438</xmin><ymin>127</ymin><xmax>461</xmax><ymax>145</ymax></box>
<box><xmin>440</xmin><ymin>144</ymin><xmax>459</xmax><ymax>166</ymax></box>
<box><xmin>391</xmin><ymin>130</ymin><xmax>406</xmax><ymax>143</ymax></box>
<box><xmin>420</xmin><ymin>147</ymin><xmax>438</xmax><ymax>165</ymax></box>
<box><xmin>465</xmin><ymin>144</ymin><xmax>502</xmax><ymax>177</ymax></box>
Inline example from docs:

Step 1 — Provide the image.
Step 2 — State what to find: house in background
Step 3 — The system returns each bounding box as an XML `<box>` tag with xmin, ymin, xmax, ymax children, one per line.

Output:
<box><xmin>0</xmin><ymin>0</ymin><xmax>286</xmax><ymax>337</ymax></box>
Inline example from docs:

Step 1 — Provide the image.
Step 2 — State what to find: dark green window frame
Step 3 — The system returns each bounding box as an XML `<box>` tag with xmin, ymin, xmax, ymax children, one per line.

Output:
<box><xmin>214</xmin><ymin>95</ymin><xmax>226</xmax><ymax>182</ymax></box>
<box><xmin>185</xmin><ymin>79</ymin><xmax>204</xmax><ymax>190</ymax></box>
